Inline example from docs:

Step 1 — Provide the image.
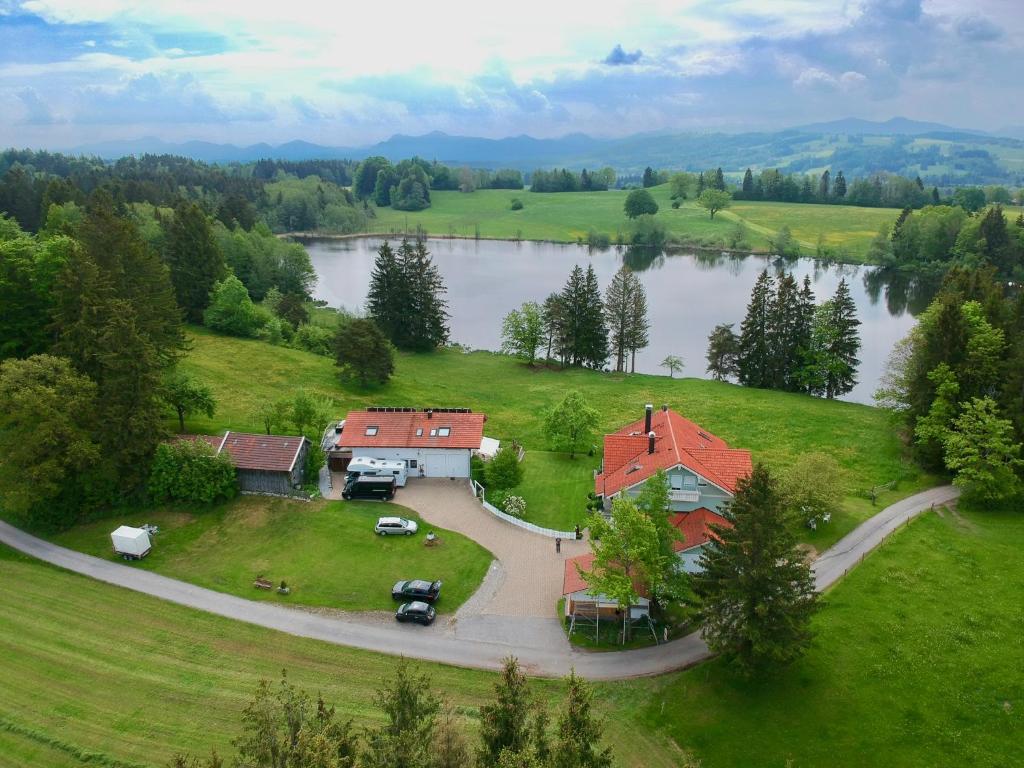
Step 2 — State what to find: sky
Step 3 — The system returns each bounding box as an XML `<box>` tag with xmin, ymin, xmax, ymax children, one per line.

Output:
<box><xmin>0</xmin><ymin>0</ymin><xmax>1021</xmax><ymax>149</ymax></box>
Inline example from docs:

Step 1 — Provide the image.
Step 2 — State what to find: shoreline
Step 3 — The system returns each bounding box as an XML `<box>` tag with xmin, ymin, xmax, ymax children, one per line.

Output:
<box><xmin>279</xmin><ymin>230</ymin><xmax>873</xmax><ymax>267</ymax></box>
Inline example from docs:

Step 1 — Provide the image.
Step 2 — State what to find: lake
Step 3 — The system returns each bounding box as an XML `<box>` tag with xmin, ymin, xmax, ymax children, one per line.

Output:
<box><xmin>302</xmin><ymin>236</ymin><xmax>928</xmax><ymax>405</ymax></box>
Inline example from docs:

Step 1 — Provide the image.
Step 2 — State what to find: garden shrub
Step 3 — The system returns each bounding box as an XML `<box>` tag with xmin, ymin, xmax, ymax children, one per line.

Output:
<box><xmin>148</xmin><ymin>440</ymin><xmax>237</xmax><ymax>504</ymax></box>
<box><xmin>485</xmin><ymin>445</ymin><xmax>524</xmax><ymax>491</ymax></box>
<box><xmin>502</xmin><ymin>495</ymin><xmax>527</xmax><ymax>518</ymax></box>
<box><xmin>292</xmin><ymin>323</ymin><xmax>335</xmax><ymax>356</ymax></box>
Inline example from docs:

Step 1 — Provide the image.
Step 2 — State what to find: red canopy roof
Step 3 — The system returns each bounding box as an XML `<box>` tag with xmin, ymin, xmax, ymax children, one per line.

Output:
<box><xmin>595</xmin><ymin>408</ymin><xmax>751</xmax><ymax>497</ymax></box>
<box><xmin>339</xmin><ymin>410</ymin><xmax>485</xmax><ymax>450</ymax></box>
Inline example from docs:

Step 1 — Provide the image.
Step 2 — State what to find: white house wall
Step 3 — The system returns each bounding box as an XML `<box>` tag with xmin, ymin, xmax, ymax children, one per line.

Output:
<box><xmin>339</xmin><ymin>446</ymin><xmax>471</xmax><ymax>478</ymax></box>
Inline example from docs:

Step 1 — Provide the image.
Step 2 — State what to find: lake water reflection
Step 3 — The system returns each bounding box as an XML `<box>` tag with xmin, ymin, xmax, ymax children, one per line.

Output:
<box><xmin>303</xmin><ymin>236</ymin><xmax>929</xmax><ymax>405</ymax></box>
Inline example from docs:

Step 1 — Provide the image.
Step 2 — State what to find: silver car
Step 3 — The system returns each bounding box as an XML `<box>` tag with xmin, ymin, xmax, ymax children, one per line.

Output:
<box><xmin>375</xmin><ymin>516</ymin><xmax>419</xmax><ymax>536</ymax></box>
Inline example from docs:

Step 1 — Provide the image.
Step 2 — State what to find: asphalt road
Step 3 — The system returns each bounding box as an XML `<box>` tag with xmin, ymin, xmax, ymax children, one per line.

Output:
<box><xmin>0</xmin><ymin>485</ymin><xmax>958</xmax><ymax>680</ymax></box>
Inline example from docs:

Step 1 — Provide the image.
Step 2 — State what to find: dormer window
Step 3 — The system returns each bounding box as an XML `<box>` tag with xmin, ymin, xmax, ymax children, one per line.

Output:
<box><xmin>365</xmin><ymin>426</ymin><xmax>379</xmax><ymax>436</ymax></box>
<box><xmin>438</xmin><ymin>427</ymin><xmax>451</xmax><ymax>437</ymax></box>
<box><xmin>429</xmin><ymin>428</ymin><xmax>437</xmax><ymax>437</ymax></box>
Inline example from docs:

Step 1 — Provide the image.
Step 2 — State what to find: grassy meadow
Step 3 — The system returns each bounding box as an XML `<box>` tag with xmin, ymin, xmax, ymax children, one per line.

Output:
<box><xmin>4</xmin><ymin>503</ymin><xmax>1022</xmax><ymax>768</ymax></box>
<box><xmin>49</xmin><ymin>496</ymin><xmax>492</xmax><ymax>613</ymax></box>
<box><xmin>362</xmin><ymin>187</ymin><xmax>900</xmax><ymax>263</ymax></box>
<box><xmin>178</xmin><ymin>327</ymin><xmax>931</xmax><ymax>546</ymax></box>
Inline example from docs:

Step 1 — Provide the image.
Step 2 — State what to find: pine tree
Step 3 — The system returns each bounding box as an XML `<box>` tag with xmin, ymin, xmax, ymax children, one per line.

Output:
<box><xmin>580</xmin><ymin>265</ymin><xmax>608</xmax><ymax>369</ymax></box>
<box><xmin>478</xmin><ymin>658</ymin><xmax>536</xmax><ymax>766</ymax></box>
<box><xmin>833</xmin><ymin>170</ymin><xmax>847</xmax><ymax>198</ymax></box>
<box><xmin>818</xmin><ymin>169</ymin><xmax>830</xmax><ymax>201</ymax></box>
<box><xmin>642</xmin><ymin>166</ymin><xmax>656</xmax><ymax>188</ymax></box>
<box><xmin>163</xmin><ymin>201</ymin><xmax>225</xmax><ymax>323</ymax></box>
<box><xmin>713</xmin><ymin>167</ymin><xmax>726</xmax><ymax>191</ymax></box>
<box><xmin>821</xmin><ymin>278</ymin><xmax>862</xmax><ymax>398</ymax></box>
<box><xmin>362</xmin><ymin>660</ymin><xmax>439</xmax><ymax>768</ymax></box>
<box><xmin>604</xmin><ymin>266</ymin><xmax>634</xmax><ymax>372</ymax></box>
<box><xmin>559</xmin><ymin>265</ymin><xmax>588</xmax><ymax>367</ymax></box>
<box><xmin>402</xmin><ymin>239</ymin><xmax>449</xmax><ymax>350</ymax></box>
<box><xmin>696</xmin><ymin>172</ymin><xmax>706</xmax><ymax>195</ymax></box>
<box><xmin>541</xmin><ymin>292</ymin><xmax>565</xmax><ymax>364</ymax></box>
<box><xmin>766</xmin><ymin>272</ymin><xmax>802</xmax><ymax>390</ymax></box>
<box><xmin>737</xmin><ymin>269</ymin><xmax>774</xmax><ymax>388</ymax></box>
<box><xmin>932</xmin><ymin>186</ymin><xmax>941</xmax><ymax>205</ymax></box>
<box><xmin>550</xmin><ymin>672</ymin><xmax>613</xmax><ymax>768</ymax></box>
<box><xmin>626</xmin><ymin>279</ymin><xmax>649</xmax><ymax>373</ymax></box>
<box><xmin>741</xmin><ymin>168</ymin><xmax>754</xmax><ymax>196</ymax></box>
<box><xmin>794</xmin><ymin>275</ymin><xmax>817</xmax><ymax>391</ymax></box>
<box><xmin>366</xmin><ymin>240</ymin><xmax>405</xmax><ymax>344</ymax></box>
<box><xmin>695</xmin><ymin>463</ymin><xmax>818</xmax><ymax>674</ymax></box>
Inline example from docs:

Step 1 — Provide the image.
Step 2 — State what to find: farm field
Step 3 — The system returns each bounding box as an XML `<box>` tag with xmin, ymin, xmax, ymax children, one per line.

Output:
<box><xmin>361</xmin><ymin>187</ymin><xmax>901</xmax><ymax>263</ymax></box>
<box><xmin>177</xmin><ymin>327</ymin><xmax>932</xmax><ymax>544</ymax></box>
<box><xmin>50</xmin><ymin>496</ymin><xmax>492</xmax><ymax>614</ymax></box>
<box><xmin>4</xmin><ymin>505</ymin><xmax>1021</xmax><ymax>768</ymax></box>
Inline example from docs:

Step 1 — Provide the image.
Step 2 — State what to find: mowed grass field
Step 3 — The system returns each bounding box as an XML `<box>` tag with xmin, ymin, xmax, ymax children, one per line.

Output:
<box><xmin>364</xmin><ymin>187</ymin><xmax>900</xmax><ymax>262</ymax></box>
<box><xmin>49</xmin><ymin>497</ymin><xmax>492</xmax><ymax>613</ymax></box>
<box><xmin>5</xmin><ymin>505</ymin><xmax>1022</xmax><ymax>767</ymax></box>
<box><xmin>178</xmin><ymin>328</ymin><xmax>932</xmax><ymax>546</ymax></box>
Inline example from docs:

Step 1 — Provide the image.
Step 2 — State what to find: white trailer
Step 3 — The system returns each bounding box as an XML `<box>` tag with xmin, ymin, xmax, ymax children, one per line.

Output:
<box><xmin>110</xmin><ymin>525</ymin><xmax>152</xmax><ymax>560</ymax></box>
<box><xmin>347</xmin><ymin>456</ymin><xmax>408</xmax><ymax>487</ymax></box>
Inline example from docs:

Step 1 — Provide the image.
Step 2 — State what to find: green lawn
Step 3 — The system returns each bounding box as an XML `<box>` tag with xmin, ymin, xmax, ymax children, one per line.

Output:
<box><xmin>514</xmin><ymin>451</ymin><xmax>600</xmax><ymax>532</ymax></box>
<box><xmin>50</xmin><ymin>496</ymin><xmax>492</xmax><ymax>614</ymax></box>
<box><xmin>641</xmin><ymin>506</ymin><xmax>1024</xmax><ymax>767</ymax></box>
<box><xmin>179</xmin><ymin>328</ymin><xmax>934</xmax><ymax>546</ymax></box>
<box><xmin>4</xmin><ymin>505</ymin><xmax>1022</xmax><ymax>767</ymax></box>
<box><xmin>361</xmin><ymin>187</ymin><xmax>900</xmax><ymax>262</ymax></box>
<box><xmin>0</xmin><ymin>544</ymin><xmax>683</xmax><ymax>768</ymax></box>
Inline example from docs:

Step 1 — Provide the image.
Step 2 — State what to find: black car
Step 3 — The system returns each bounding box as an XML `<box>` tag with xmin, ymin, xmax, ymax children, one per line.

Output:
<box><xmin>395</xmin><ymin>601</ymin><xmax>436</xmax><ymax>626</ymax></box>
<box><xmin>392</xmin><ymin>579</ymin><xmax>442</xmax><ymax>603</ymax></box>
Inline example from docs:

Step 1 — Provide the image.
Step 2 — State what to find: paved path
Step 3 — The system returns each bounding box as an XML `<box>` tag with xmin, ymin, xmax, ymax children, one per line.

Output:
<box><xmin>0</xmin><ymin>484</ymin><xmax>957</xmax><ymax>680</ymax></box>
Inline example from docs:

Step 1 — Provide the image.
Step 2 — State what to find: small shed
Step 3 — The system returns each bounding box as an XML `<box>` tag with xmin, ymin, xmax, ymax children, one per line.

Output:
<box><xmin>110</xmin><ymin>525</ymin><xmax>152</xmax><ymax>559</ymax></box>
<box><xmin>219</xmin><ymin>432</ymin><xmax>310</xmax><ymax>495</ymax></box>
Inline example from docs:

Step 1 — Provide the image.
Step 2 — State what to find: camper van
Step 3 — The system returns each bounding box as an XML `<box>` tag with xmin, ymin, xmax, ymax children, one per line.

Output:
<box><xmin>346</xmin><ymin>456</ymin><xmax>408</xmax><ymax>487</ymax></box>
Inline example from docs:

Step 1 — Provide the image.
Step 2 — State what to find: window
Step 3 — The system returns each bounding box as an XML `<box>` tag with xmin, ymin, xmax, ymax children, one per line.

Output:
<box><xmin>670</xmin><ymin>474</ymin><xmax>683</xmax><ymax>491</ymax></box>
<box><xmin>408</xmin><ymin>460</ymin><xmax>418</xmax><ymax>469</ymax></box>
<box><xmin>683</xmin><ymin>476</ymin><xmax>697</xmax><ymax>491</ymax></box>
<box><xmin>365</xmin><ymin>426</ymin><xmax>379</xmax><ymax>436</ymax></box>
<box><xmin>697</xmin><ymin>477</ymin><xmax>707</xmax><ymax>487</ymax></box>
<box><xmin>415</xmin><ymin>428</ymin><xmax>423</xmax><ymax>437</ymax></box>
<box><xmin>429</xmin><ymin>428</ymin><xmax>437</xmax><ymax>437</ymax></box>
<box><xmin>438</xmin><ymin>427</ymin><xmax>451</xmax><ymax>437</ymax></box>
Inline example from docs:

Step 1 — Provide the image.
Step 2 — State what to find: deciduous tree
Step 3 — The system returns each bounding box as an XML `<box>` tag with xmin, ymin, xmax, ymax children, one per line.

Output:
<box><xmin>696</xmin><ymin>189</ymin><xmax>731</xmax><ymax>219</ymax></box>
<box><xmin>705</xmin><ymin>323</ymin><xmax>739</xmax><ymax>381</ymax></box>
<box><xmin>943</xmin><ymin>397</ymin><xmax>1022</xmax><ymax>502</ymax></box>
<box><xmin>161</xmin><ymin>369</ymin><xmax>216</xmax><ymax>433</ymax></box>
<box><xmin>660</xmin><ymin>355</ymin><xmax>684</xmax><ymax>378</ymax></box>
<box><xmin>544</xmin><ymin>391</ymin><xmax>599</xmax><ymax>458</ymax></box>
<box><xmin>623</xmin><ymin>189</ymin><xmax>658</xmax><ymax>219</ymax></box>
<box><xmin>501</xmin><ymin>302</ymin><xmax>545</xmax><ymax>365</ymax></box>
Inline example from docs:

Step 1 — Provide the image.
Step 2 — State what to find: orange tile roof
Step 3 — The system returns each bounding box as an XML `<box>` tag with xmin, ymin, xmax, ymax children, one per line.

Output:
<box><xmin>563</xmin><ymin>552</ymin><xmax>596</xmax><ymax>595</ymax></box>
<box><xmin>670</xmin><ymin>507</ymin><xmax>731</xmax><ymax>552</ymax></box>
<box><xmin>339</xmin><ymin>410</ymin><xmax>485</xmax><ymax>450</ymax></box>
<box><xmin>595</xmin><ymin>408</ymin><xmax>751</xmax><ymax>497</ymax></box>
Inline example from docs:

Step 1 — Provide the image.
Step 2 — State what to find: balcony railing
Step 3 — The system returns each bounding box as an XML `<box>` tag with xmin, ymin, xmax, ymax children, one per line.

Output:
<box><xmin>669</xmin><ymin>489</ymin><xmax>700</xmax><ymax>503</ymax></box>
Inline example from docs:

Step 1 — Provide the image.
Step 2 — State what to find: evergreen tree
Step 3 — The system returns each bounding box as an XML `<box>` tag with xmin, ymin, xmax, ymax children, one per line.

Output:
<box><xmin>163</xmin><ymin>201</ymin><xmax>225</xmax><ymax>323</ymax></box>
<box><xmin>833</xmin><ymin>170</ymin><xmax>847</xmax><ymax>198</ymax></box>
<box><xmin>706</xmin><ymin>323</ymin><xmax>739</xmax><ymax>381</ymax></box>
<box><xmin>766</xmin><ymin>272</ymin><xmax>802</xmax><ymax>390</ymax></box>
<box><xmin>737</xmin><ymin>270</ymin><xmax>774</xmax><ymax>388</ymax></box>
<box><xmin>400</xmin><ymin>239</ymin><xmax>449</xmax><ymax>350</ymax></box>
<box><xmin>820</xmin><ymin>278</ymin><xmax>861</xmax><ymax>398</ymax></box>
<box><xmin>625</xmin><ymin>278</ymin><xmax>649</xmax><ymax>373</ymax></box>
<box><xmin>541</xmin><ymin>292</ymin><xmax>565</xmax><ymax>364</ymax></box>
<box><xmin>604</xmin><ymin>266</ymin><xmax>634</xmax><ymax>372</ymax></box>
<box><xmin>818</xmin><ymin>169</ymin><xmax>830</xmax><ymax>201</ymax></box>
<box><xmin>361</xmin><ymin>660</ymin><xmax>439</xmax><ymax>768</ymax></box>
<box><xmin>741</xmin><ymin>168</ymin><xmax>754</xmax><ymax>196</ymax></box>
<box><xmin>712</xmin><ymin>167</ymin><xmax>726</xmax><ymax>191</ymax></box>
<box><xmin>932</xmin><ymin>186</ymin><xmax>941</xmax><ymax>205</ymax></box>
<box><xmin>366</xmin><ymin>241</ymin><xmax>405</xmax><ymax>344</ymax></box>
<box><xmin>333</xmin><ymin>318</ymin><xmax>396</xmax><ymax>386</ymax></box>
<box><xmin>696</xmin><ymin>172</ymin><xmax>705</xmax><ymax>195</ymax></box>
<box><xmin>477</xmin><ymin>658</ymin><xmax>537</xmax><ymax>766</ymax></box>
<box><xmin>695</xmin><ymin>463</ymin><xmax>818</xmax><ymax>674</ymax></box>
<box><xmin>641</xmin><ymin>166</ymin><xmax>656</xmax><ymax>188</ymax></box>
<box><xmin>579</xmin><ymin>265</ymin><xmax>608</xmax><ymax>369</ymax></box>
<box><xmin>550</xmin><ymin>672</ymin><xmax>614</xmax><ymax>768</ymax></box>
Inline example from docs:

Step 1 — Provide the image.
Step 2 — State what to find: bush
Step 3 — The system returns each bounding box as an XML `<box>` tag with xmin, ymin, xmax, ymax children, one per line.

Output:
<box><xmin>587</xmin><ymin>230</ymin><xmax>611</xmax><ymax>249</ymax></box>
<box><xmin>292</xmin><ymin>323</ymin><xmax>335</xmax><ymax>356</ymax></box>
<box><xmin>204</xmin><ymin>275</ymin><xmax>264</xmax><ymax>337</ymax></box>
<box><xmin>470</xmin><ymin>454</ymin><xmax>486</xmax><ymax>485</ymax></box>
<box><xmin>630</xmin><ymin>215</ymin><xmax>668</xmax><ymax>249</ymax></box>
<box><xmin>509</xmin><ymin>198</ymin><xmax>524</xmax><ymax>211</ymax></box>
<box><xmin>148</xmin><ymin>440</ymin><xmax>237</xmax><ymax>504</ymax></box>
<box><xmin>624</xmin><ymin>188</ymin><xmax>659</xmax><ymax>218</ymax></box>
<box><xmin>304</xmin><ymin>441</ymin><xmax>325</xmax><ymax>485</ymax></box>
<box><xmin>502</xmin><ymin>495</ymin><xmax>527</xmax><ymax>518</ymax></box>
<box><xmin>485</xmin><ymin>445</ymin><xmax>524</xmax><ymax>491</ymax></box>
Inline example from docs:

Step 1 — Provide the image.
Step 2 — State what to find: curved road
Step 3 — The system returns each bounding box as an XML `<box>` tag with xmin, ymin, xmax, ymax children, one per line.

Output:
<box><xmin>0</xmin><ymin>485</ymin><xmax>958</xmax><ymax>680</ymax></box>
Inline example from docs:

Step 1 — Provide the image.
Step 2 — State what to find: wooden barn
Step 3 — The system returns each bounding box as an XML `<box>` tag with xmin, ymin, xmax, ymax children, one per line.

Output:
<box><xmin>185</xmin><ymin>431</ymin><xmax>310</xmax><ymax>496</ymax></box>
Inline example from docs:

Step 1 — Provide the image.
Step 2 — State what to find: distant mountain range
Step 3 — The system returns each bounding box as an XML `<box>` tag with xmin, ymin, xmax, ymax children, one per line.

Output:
<box><xmin>61</xmin><ymin>117</ymin><xmax>1023</xmax><ymax>185</ymax></box>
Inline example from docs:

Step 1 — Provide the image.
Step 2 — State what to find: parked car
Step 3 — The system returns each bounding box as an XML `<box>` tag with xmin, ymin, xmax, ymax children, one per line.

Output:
<box><xmin>395</xmin><ymin>601</ymin><xmax>436</xmax><ymax>625</ymax></box>
<box><xmin>392</xmin><ymin>579</ymin><xmax>442</xmax><ymax>603</ymax></box>
<box><xmin>375</xmin><ymin>516</ymin><xmax>419</xmax><ymax>536</ymax></box>
<box><xmin>343</xmin><ymin>475</ymin><xmax>397</xmax><ymax>501</ymax></box>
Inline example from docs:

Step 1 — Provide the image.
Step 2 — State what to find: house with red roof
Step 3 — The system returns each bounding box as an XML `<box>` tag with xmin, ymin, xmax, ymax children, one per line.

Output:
<box><xmin>178</xmin><ymin>431</ymin><xmax>310</xmax><ymax>496</ymax></box>
<box><xmin>328</xmin><ymin>407</ymin><xmax>486</xmax><ymax>478</ymax></box>
<box><xmin>590</xmin><ymin>403</ymin><xmax>750</xmax><ymax>574</ymax></box>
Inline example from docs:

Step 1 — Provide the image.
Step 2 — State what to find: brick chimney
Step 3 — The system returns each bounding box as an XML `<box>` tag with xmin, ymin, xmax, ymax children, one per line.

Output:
<box><xmin>648</xmin><ymin>431</ymin><xmax>656</xmax><ymax>454</ymax></box>
<box><xmin>644</xmin><ymin>403</ymin><xmax>653</xmax><ymax>434</ymax></box>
